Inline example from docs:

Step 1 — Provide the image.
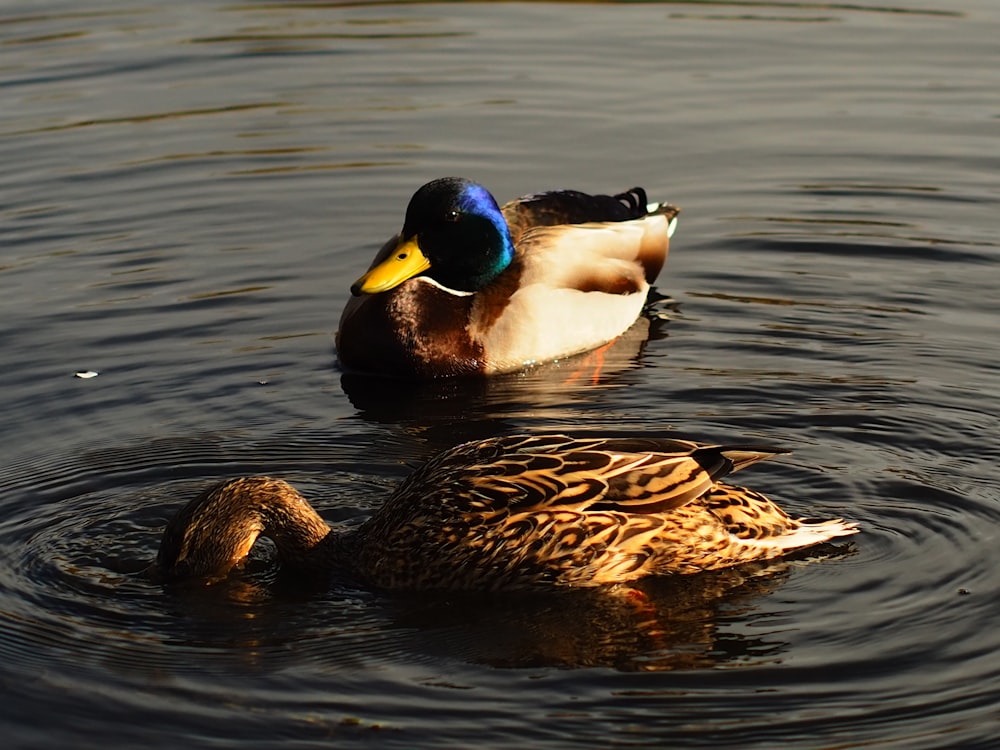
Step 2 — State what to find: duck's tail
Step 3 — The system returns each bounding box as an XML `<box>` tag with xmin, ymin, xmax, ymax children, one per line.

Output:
<box><xmin>740</xmin><ymin>516</ymin><xmax>860</xmax><ymax>552</ymax></box>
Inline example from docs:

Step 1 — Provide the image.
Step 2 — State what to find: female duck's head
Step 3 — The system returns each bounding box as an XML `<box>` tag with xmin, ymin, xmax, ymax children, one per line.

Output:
<box><xmin>351</xmin><ymin>177</ymin><xmax>515</xmax><ymax>295</ymax></box>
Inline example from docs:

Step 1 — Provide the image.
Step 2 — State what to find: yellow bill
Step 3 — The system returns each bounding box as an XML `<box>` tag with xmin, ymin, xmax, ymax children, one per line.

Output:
<box><xmin>351</xmin><ymin>237</ymin><xmax>431</xmax><ymax>295</ymax></box>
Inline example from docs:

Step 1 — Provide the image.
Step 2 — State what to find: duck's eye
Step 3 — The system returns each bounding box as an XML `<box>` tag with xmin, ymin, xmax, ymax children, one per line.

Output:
<box><xmin>444</xmin><ymin>210</ymin><xmax>461</xmax><ymax>222</ymax></box>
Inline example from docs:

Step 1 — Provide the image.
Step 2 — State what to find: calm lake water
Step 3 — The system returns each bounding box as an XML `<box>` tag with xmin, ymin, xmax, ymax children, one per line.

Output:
<box><xmin>2</xmin><ymin>0</ymin><xmax>999</xmax><ymax>747</ymax></box>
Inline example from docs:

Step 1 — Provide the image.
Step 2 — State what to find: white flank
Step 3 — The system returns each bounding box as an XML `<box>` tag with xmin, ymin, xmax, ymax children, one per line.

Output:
<box><xmin>481</xmin><ymin>285</ymin><xmax>646</xmax><ymax>370</ymax></box>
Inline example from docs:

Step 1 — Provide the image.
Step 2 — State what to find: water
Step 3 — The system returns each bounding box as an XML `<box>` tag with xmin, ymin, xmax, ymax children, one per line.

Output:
<box><xmin>2</xmin><ymin>0</ymin><xmax>998</xmax><ymax>747</ymax></box>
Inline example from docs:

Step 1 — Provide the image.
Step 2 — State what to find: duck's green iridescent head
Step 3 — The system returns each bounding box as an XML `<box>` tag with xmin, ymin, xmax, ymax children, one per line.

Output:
<box><xmin>351</xmin><ymin>177</ymin><xmax>515</xmax><ymax>296</ymax></box>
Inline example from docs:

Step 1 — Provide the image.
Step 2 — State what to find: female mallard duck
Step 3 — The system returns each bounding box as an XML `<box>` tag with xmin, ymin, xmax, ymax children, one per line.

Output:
<box><xmin>157</xmin><ymin>435</ymin><xmax>857</xmax><ymax>589</ymax></box>
<box><xmin>335</xmin><ymin>178</ymin><xmax>679</xmax><ymax>377</ymax></box>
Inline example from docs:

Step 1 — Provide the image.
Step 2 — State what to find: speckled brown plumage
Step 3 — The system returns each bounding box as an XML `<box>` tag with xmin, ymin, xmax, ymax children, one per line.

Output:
<box><xmin>157</xmin><ymin>434</ymin><xmax>858</xmax><ymax>590</ymax></box>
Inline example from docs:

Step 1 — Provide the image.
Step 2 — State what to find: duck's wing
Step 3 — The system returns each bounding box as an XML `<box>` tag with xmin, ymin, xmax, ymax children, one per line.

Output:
<box><xmin>502</xmin><ymin>187</ymin><xmax>678</xmax><ymax>238</ymax></box>
<box><xmin>513</xmin><ymin>219</ymin><xmax>673</xmax><ymax>295</ymax></box>
<box><xmin>502</xmin><ymin>188</ymin><xmax>679</xmax><ymax>288</ymax></box>
<box><xmin>428</xmin><ymin>434</ymin><xmax>788</xmax><ymax>517</ymax></box>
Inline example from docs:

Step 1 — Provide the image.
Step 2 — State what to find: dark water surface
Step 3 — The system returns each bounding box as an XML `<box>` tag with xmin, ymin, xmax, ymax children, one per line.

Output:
<box><xmin>2</xmin><ymin>0</ymin><xmax>999</xmax><ymax>747</ymax></box>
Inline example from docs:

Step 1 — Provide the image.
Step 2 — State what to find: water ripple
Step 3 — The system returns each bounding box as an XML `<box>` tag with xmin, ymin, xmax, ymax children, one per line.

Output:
<box><xmin>2</xmin><ymin>0</ymin><xmax>999</xmax><ymax>746</ymax></box>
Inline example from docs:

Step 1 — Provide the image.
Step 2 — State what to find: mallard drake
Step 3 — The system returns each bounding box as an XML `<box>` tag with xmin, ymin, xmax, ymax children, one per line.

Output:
<box><xmin>335</xmin><ymin>178</ymin><xmax>679</xmax><ymax>377</ymax></box>
<box><xmin>157</xmin><ymin>434</ymin><xmax>858</xmax><ymax>589</ymax></box>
